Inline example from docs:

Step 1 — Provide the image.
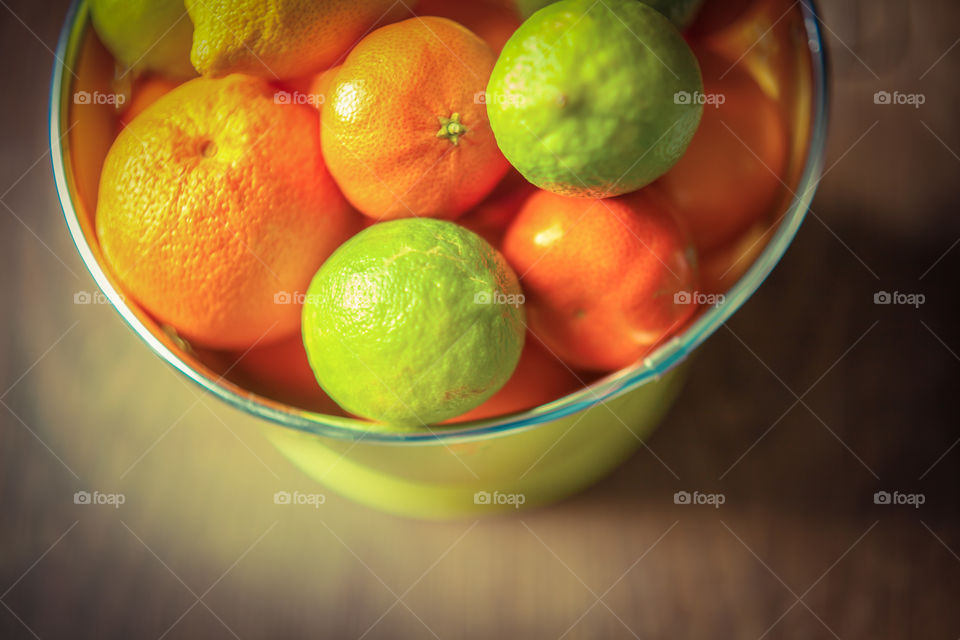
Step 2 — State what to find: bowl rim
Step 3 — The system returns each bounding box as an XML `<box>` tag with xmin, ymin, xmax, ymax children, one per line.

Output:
<box><xmin>49</xmin><ymin>0</ymin><xmax>829</xmax><ymax>445</ymax></box>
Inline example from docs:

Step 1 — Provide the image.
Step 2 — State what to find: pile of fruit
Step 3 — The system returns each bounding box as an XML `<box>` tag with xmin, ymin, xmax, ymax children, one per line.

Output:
<box><xmin>86</xmin><ymin>0</ymin><xmax>787</xmax><ymax>425</ymax></box>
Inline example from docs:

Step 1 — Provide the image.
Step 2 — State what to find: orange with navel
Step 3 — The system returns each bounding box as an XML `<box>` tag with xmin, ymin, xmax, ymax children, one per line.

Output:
<box><xmin>322</xmin><ymin>17</ymin><xmax>509</xmax><ymax>220</ymax></box>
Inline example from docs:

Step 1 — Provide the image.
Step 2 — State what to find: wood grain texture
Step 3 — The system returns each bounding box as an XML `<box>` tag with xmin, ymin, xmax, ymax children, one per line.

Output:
<box><xmin>1</xmin><ymin>0</ymin><xmax>958</xmax><ymax>638</ymax></box>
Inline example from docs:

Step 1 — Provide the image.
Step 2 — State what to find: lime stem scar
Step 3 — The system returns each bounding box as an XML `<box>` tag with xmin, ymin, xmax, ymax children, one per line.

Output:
<box><xmin>436</xmin><ymin>113</ymin><xmax>468</xmax><ymax>146</ymax></box>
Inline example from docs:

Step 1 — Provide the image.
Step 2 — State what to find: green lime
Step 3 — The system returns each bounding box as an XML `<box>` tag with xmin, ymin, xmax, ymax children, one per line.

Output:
<box><xmin>514</xmin><ymin>0</ymin><xmax>704</xmax><ymax>29</ymax></box>
<box><xmin>487</xmin><ymin>0</ymin><xmax>704</xmax><ymax>198</ymax></box>
<box><xmin>302</xmin><ymin>219</ymin><xmax>526</xmax><ymax>426</ymax></box>
<box><xmin>90</xmin><ymin>0</ymin><xmax>196</xmax><ymax>79</ymax></box>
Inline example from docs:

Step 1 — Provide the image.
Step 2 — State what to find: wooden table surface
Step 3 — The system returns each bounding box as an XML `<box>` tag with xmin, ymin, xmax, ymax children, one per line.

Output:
<box><xmin>1</xmin><ymin>0</ymin><xmax>958</xmax><ymax>638</ymax></box>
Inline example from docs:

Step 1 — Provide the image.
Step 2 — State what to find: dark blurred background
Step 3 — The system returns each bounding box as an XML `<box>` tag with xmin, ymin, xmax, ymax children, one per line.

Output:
<box><xmin>1</xmin><ymin>0</ymin><xmax>958</xmax><ymax>638</ymax></box>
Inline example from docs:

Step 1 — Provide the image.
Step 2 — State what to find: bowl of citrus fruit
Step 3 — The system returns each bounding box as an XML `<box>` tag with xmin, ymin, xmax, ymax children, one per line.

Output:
<box><xmin>51</xmin><ymin>0</ymin><xmax>827</xmax><ymax>518</ymax></box>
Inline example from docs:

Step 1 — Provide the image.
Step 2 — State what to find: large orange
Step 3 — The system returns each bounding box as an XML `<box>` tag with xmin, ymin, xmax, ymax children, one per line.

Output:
<box><xmin>656</xmin><ymin>49</ymin><xmax>787</xmax><ymax>253</ymax></box>
<box><xmin>321</xmin><ymin>17</ymin><xmax>509</xmax><ymax>221</ymax></box>
<box><xmin>96</xmin><ymin>74</ymin><xmax>355</xmax><ymax>349</ymax></box>
<box><xmin>503</xmin><ymin>189</ymin><xmax>698</xmax><ymax>371</ymax></box>
<box><xmin>415</xmin><ymin>0</ymin><xmax>521</xmax><ymax>53</ymax></box>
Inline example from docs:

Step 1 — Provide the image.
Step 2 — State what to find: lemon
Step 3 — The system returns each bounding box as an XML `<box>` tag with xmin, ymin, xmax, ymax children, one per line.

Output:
<box><xmin>487</xmin><ymin>0</ymin><xmax>703</xmax><ymax>198</ymax></box>
<box><xmin>89</xmin><ymin>0</ymin><xmax>195</xmax><ymax>79</ymax></box>
<box><xmin>302</xmin><ymin>219</ymin><xmax>526</xmax><ymax>425</ymax></box>
<box><xmin>185</xmin><ymin>0</ymin><xmax>411</xmax><ymax>79</ymax></box>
